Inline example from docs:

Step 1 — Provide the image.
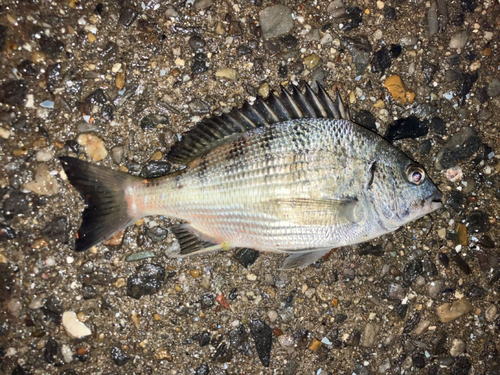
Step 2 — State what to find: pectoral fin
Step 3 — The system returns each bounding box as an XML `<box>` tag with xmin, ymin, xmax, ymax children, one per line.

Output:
<box><xmin>280</xmin><ymin>248</ymin><xmax>333</xmax><ymax>270</ymax></box>
<box><xmin>267</xmin><ymin>197</ymin><xmax>360</xmax><ymax>226</ymax></box>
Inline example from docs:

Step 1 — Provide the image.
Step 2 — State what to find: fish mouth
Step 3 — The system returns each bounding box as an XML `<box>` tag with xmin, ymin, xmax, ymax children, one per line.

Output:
<box><xmin>426</xmin><ymin>190</ymin><xmax>443</xmax><ymax>210</ymax></box>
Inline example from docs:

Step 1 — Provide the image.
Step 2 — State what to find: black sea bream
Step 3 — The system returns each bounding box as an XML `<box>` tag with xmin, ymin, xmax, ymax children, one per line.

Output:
<box><xmin>60</xmin><ymin>85</ymin><xmax>442</xmax><ymax>269</ymax></box>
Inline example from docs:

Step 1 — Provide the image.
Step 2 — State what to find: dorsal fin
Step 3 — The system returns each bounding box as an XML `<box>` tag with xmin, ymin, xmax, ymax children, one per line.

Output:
<box><xmin>167</xmin><ymin>84</ymin><xmax>349</xmax><ymax>165</ymax></box>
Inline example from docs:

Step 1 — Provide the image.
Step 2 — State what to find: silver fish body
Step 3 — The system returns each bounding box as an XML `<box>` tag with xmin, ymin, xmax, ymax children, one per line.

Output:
<box><xmin>60</xmin><ymin>85</ymin><xmax>442</xmax><ymax>269</ymax></box>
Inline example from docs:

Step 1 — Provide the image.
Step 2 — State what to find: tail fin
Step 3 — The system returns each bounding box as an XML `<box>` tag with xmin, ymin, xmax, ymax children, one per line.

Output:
<box><xmin>59</xmin><ymin>156</ymin><xmax>140</xmax><ymax>252</ymax></box>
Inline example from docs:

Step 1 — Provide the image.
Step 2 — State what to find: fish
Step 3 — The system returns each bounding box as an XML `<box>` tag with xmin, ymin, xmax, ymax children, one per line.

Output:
<box><xmin>59</xmin><ymin>84</ymin><xmax>443</xmax><ymax>270</ymax></box>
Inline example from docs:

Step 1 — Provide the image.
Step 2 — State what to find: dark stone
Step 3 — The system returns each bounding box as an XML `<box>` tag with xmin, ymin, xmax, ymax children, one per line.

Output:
<box><xmin>193</xmin><ymin>331</ymin><xmax>211</xmax><ymax>347</ymax></box>
<box><xmin>228</xmin><ymin>21</ymin><xmax>242</xmax><ymax>36</ymax></box>
<box><xmin>402</xmin><ymin>259</ymin><xmax>423</xmax><ymax>285</ymax></box>
<box><xmin>189</xmin><ymin>98</ymin><xmax>210</xmax><ymax>115</ymax></box>
<box><xmin>212</xmin><ymin>342</ymin><xmax>233</xmax><ymax>363</ymax></box>
<box><xmin>342</xmin><ymin>36</ymin><xmax>372</xmax><ymax>75</ymax></box>
<box><xmin>386</xmin><ymin>116</ymin><xmax>429</xmax><ymax>141</ymax></box>
<box><xmin>478</xmin><ymin>235</ymin><xmax>495</xmax><ymax>249</ymax></box>
<box><xmin>234</xmin><ymin>248</ymin><xmax>260</xmax><ymax>268</ymax></box>
<box><xmin>46</xmin><ymin>63</ymin><xmax>62</xmax><ymax>94</ymax></box>
<box><xmin>229</xmin><ymin>325</ymin><xmax>252</xmax><ymax>355</ymax></box>
<box><xmin>353</xmin><ymin>110</ymin><xmax>377</xmax><ymax>131</ymax></box>
<box><xmin>396</xmin><ymin>302</ymin><xmax>408</xmax><ymax>319</ymax></box>
<box><xmin>345</xmin><ymin>329</ymin><xmax>361</xmax><ymax>346</ymax></box>
<box><xmin>42</xmin><ymin>216</ymin><xmax>69</xmax><ymax>244</ymax></box>
<box><xmin>290</xmin><ymin>60</ymin><xmax>304</xmax><ymax>74</ymax></box>
<box><xmin>412</xmin><ymin>353</ymin><xmax>426</xmax><ymax>369</ymax></box>
<box><xmin>64</xmin><ymin>140</ymin><xmax>79</xmax><ymax>154</ymax></box>
<box><xmin>438</xmin><ymin>252</ymin><xmax>450</xmax><ymax>268</ymax></box>
<box><xmin>335</xmin><ymin>313</ymin><xmax>348</xmax><ymax>323</ymax></box>
<box><xmin>403</xmin><ymin>313</ymin><xmax>420</xmax><ymax>334</ymax></box>
<box><xmin>228</xmin><ymin>288</ymin><xmax>238</xmax><ymax>300</ymax></box>
<box><xmin>127</xmin><ymin>263</ymin><xmax>166</xmax><ymax>299</ymax></box>
<box><xmin>145</xmin><ymin>226</ymin><xmax>168</xmax><ymax>242</ymax></box>
<box><xmin>0</xmin><ymin>263</ymin><xmax>14</xmax><ymax>302</ymax></box>
<box><xmin>283</xmin><ymin>361</ymin><xmax>299</xmax><ymax>375</ymax></box>
<box><xmin>110</xmin><ymin>346</ymin><xmax>130</xmax><ymax>366</ymax></box>
<box><xmin>11</xmin><ymin>366</ymin><xmax>32</xmax><ymax>375</ymax></box>
<box><xmin>422</xmin><ymin>258</ymin><xmax>438</xmax><ymax>278</ymax></box>
<box><xmin>293</xmin><ymin>329</ymin><xmax>309</xmax><ymax>348</ymax></box>
<box><xmin>384</xmin><ymin>6</ymin><xmax>396</xmax><ymax>20</ymax></box>
<box><xmin>466</xmin><ymin>211</ymin><xmax>490</xmax><ymax>233</ymax></box>
<box><xmin>119</xmin><ymin>6</ymin><xmax>138</xmax><ymax>27</ymax></box>
<box><xmin>358</xmin><ymin>244</ymin><xmax>383</xmax><ymax>256</ymax></box>
<box><xmin>95</xmin><ymin>2</ymin><xmax>104</xmax><ymax>15</ymax></box>
<box><xmin>85</xmin><ymin>89</ymin><xmax>107</xmax><ymax>105</ymax></box>
<box><xmin>430</xmin><ymin>116</ymin><xmax>446</xmax><ymax>135</ymax></box>
<box><xmin>458</xmin><ymin>72</ymin><xmax>479</xmax><ymax>105</ymax></box>
<box><xmin>140</xmin><ymin>114</ymin><xmax>169</xmax><ymax>129</ymax></box>
<box><xmin>82</xmin><ymin>284</ymin><xmax>98</xmax><ymax>300</ymax></box>
<box><xmin>188</xmin><ymin>35</ymin><xmax>206</xmax><ymax>51</ymax></box>
<box><xmin>0</xmin><ymin>80</ymin><xmax>28</xmax><ymax>106</ymax></box>
<box><xmin>39</xmin><ymin>34</ymin><xmax>64</xmax><ymax>57</ymax></box>
<box><xmin>195</xmin><ymin>363</ymin><xmax>209</xmax><ymax>375</ymax></box>
<box><xmin>264</xmin><ymin>41</ymin><xmax>279</xmax><ymax>55</ymax></box>
<box><xmin>354</xmin><ymin>363</ymin><xmax>369</xmax><ymax>375</ymax></box>
<box><xmin>438</xmin><ymin>128</ymin><xmax>482</xmax><ymax>169</ymax></box>
<box><xmin>390</xmin><ymin>44</ymin><xmax>402</xmax><ymax>58</ymax></box>
<box><xmin>419</xmin><ymin>139</ymin><xmax>432</xmax><ymax>155</ymax></box>
<box><xmin>422</xmin><ymin>61</ymin><xmax>438</xmax><ymax>85</ymax></box>
<box><xmin>140</xmin><ymin>161</ymin><xmax>171</xmax><ymax>179</ymax></box>
<box><xmin>372</xmin><ymin>46</ymin><xmax>391</xmax><ymax>73</ymax></box>
<box><xmin>0</xmin><ymin>24</ymin><xmax>7</xmax><ymax>51</ymax></box>
<box><xmin>198</xmin><ymin>293</ymin><xmax>215</xmax><ymax>309</ymax></box>
<box><xmin>466</xmin><ymin>284</ymin><xmax>486</xmax><ymax>298</ymax></box>
<box><xmin>0</xmin><ymin>224</ymin><xmax>16</xmax><ymax>241</ymax></box>
<box><xmin>447</xmin><ymin>190</ymin><xmax>466</xmax><ymax>213</ymax></box>
<box><xmin>450</xmin><ymin>252</ymin><xmax>472</xmax><ymax>275</ymax></box>
<box><xmin>250</xmin><ymin>320</ymin><xmax>273</xmax><ymax>367</ymax></box>
<box><xmin>191</xmin><ymin>59</ymin><xmax>208</xmax><ymax>74</ymax></box>
<box><xmin>280</xmin><ymin>34</ymin><xmax>298</xmax><ymax>49</ymax></box>
<box><xmin>18</xmin><ymin>60</ymin><xmax>37</xmax><ymax>76</ymax></box>
<box><xmin>452</xmin><ymin>13</ymin><xmax>465</xmax><ymax>26</ymax></box>
<box><xmin>237</xmin><ymin>45</ymin><xmax>252</xmax><ymax>56</ymax></box>
<box><xmin>43</xmin><ymin>295</ymin><xmax>63</xmax><ymax>323</ymax></box>
<box><xmin>430</xmin><ymin>332</ymin><xmax>448</xmax><ymax>355</ymax></box>
<box><xmin>278</xmin><ymin>65</ymin><xmax>288</xmax><ymax>78</ymax></box>
<box><xmin>461</xmin><ymin>0</ymin><xmax>477</xmax><ymax>12</ymax></box>
<box><xmin>101</xmin><ymin>41</ymin><xmax>119</xmax><ymax>61</ymax></box>
<box><xmin>44</xmin><ymin>337</ymin><xmax>58</xmax><ymax>363</ymax></box>
<box><xmin>343</xmin><ymin>7</ymin><xmax>363</xmax><ymax>31</ymax></box>
<box><xmin>451</xmin><ymin>355</ymin><xmax>472</xmax><ymax>375</ymax></box>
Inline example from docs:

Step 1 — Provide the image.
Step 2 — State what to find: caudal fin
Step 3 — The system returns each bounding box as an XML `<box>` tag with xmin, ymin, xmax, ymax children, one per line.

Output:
<box><xmin>59</xmin><ymin>156</ymin><xmax>140</xmax><ymax>252</ymax></box>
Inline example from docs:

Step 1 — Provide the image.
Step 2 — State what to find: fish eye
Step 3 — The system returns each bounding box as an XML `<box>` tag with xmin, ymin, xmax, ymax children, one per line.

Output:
<box><xmin>406</xmin><ymin>165</ymin><xmax>426</xmax><ymax>185</ymax></box>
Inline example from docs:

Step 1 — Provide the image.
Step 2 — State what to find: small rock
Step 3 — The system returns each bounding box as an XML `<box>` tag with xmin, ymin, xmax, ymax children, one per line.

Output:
<box><xmin>422</xmin><ymin>61</ymin><xmax>438</xmax><ymax>85</ymax></box>
<box><xmin>62</xmin><ymin>311</ymin><xmax>92</xmax><ymax>338</ymax></box>
<box><xmin>140</xmin><ymin>114</ymin><xmax>169</xmax><ymax>130</ymax></box>
<box><xmin>466</xmin><ymin>211</ymin><xmax>490</xmax><ymax>233</ymax></box>
<box><xmin>372</xmin><ymin>46</ymin><xmax>392</xmax><ymax>73</ymax></box>
<box><xmin>361</xmin><ymin>322</ymin><xmax>379</xmax><ymax>347</ymax></box>
<box><xmin>127</xmin><ymin>263</ymin><xmax>166</xmax><ymax>299</ymax></box>
<box><xmin>82</xmin><ymin>284</ymin><xmax>98</xmax><ymax>299</ymax></box>
<box><xmin>485</xmin><ymin>305</ymin><xmax>498</xmax><ymax>322</ymax></box>
<box><xmin>0</xmin><ymin>80</ymin><xmax>28</xmax><ymax>106</ymax></box>
<box><xmin>487</xmin><ymin>79</ymin><xmax>500</xmax><ymax>97</ymax></box>
<box><xmin>342</xmin><ymin>36</ymin><xmax>372</xmax><ymax>75</ymax></box>
<box><xmin>234</xmin><ymin>248</ymin><xmax>260</xmax><ymax>268</ymax></box>
<box><xmin>451</xmin><ymin>356</ymin><xmax>471</xmax><ymax>374</ymax></box>
<box><xmin>384</xmin><ymin>75</ymin><xmax>416</xmax><ymax>105</ymax></box>
<box><xmin>436</xmin><ymin>299</ymin><xmax>473</xmax><ymax>323</ymax></box>
<box><xmin>435</xmin><ymin>127</ymin><xmax>481</xmax><ymax>170</ymax></box>
<box><xmin>77</xmin><ymin>134</ymin><xmax>108</xmax><ymax>162</ymax></box>
<box><xmin>449</xmin><ymin>30</ymin><xmax>468</xmax><ymax>49</ymax></box>
<box><xmin>342</xmin><ymin>7</ymin><xmax>363</xmax><ymax>31</ymax></box>
<box><xmin>327</xmin><ymin>0</ymin><xmax>346</xmax><ymax>17</ymax></box>
<box><xmin>412</xmin><ymin>319</ymin><xmax>431</xmax><ymax>336</ymax></box>
<box><xmin>188</xmin><ymin>35</ymin><xmax>206</xmax><ymax>51</ymax></box>
<box><xmin>110</xmin><ymin>346</ymin><xmax>130</xmax><ymax>366</ymax></box>
<box><xmin>7</xmin><ymin>298</ymin><xmax>22</xmax><ymax>318</ymax></box>
<box><xmin>24</xmin><ymin>163</ymin><xmax>59</xmax><ymax>196</ymax></box>
<box><xmin>44</xmin><ymin>337</ymin><xmax>58</xmax><ymax>363</ymax></box>
<box><xmin>195</xmin><ymin>363</ymin><xmax>210</xmax><ymax>375</ymax></box>
<box><xmin>61</xmin><ymin>344</ymin><xmax>73</xmax><ymax>364</ymax></box>
<box><xmin>0</xmin><ymin>224</ymin><xmax>16</xmax><ymax>241</ymax></box>
<box><xmin>412</xmin><ymin>353</ymin><xmax>426</xmax><ymax>369</ymax></box>
<box><xmin>450</xmin><ymin>339</ymin><xmax>466</xmax><ymax>357</ymax></box>
<box><xmin>39</xmin><ymin>34</ymin><xmax>64</xmax><ymax>57</ymax></box>
<box><xmin>430</xmin><ymin>116</ymin><xmax>446</xmax><ymax>135</ymax></box>
<box><xmin>260</xmin><ymin>5</ymin><xmax>293</xmax><ymax>39</ymax></box>
<box><xmin>118</xmin><ymin>6</ymin><xmax>138</xmax><ymax>27</ymax></box>
<box><xmin>278</xmin><ymin>335</ymin><xmax>295</xmax><ymax>353</ymax></box>
<box><xmin>193</xmin><ymin>0</ymin><xmax>213</xmax><ymax>10</ymax></box>
<box><xmin>303</xmin><ymin>54</ymin><xmax>320</xmax><ymax>69</ymax></box>
<box><xmin>140</xmin><ymin>161</ymin><xmax>171</xmax><ymax>179</ymax></box>
<box><xmin>384</xmin><ymin>6</ymin><xmax>396</xmax><ymax>20</ymax></box>
<box><xmin>215</xmin><ymin>68</ymin><xmax>239</xmax><ymax>81</ymax></box>
<box><xmin>428</xmin><ymin>280</ymin><xmax>444</xmax><ymax>298</ymax></box>
<box><xmin>42</xmin><ymin>216</ymin><xmax>69</xmax><ymax>244</ymax></box>
<box><xmin>386</xmin><ymin>116</ymin><xmax>428</xmax><ymax>141</ymax></box>
<box><xmin>250</xmin><ymin>319</ymin><xmax>273</xmax><ymax>367</ymax></box>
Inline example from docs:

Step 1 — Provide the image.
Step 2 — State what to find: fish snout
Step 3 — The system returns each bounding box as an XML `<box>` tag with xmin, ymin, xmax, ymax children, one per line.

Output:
<box><xmin>427</xmin><ymin>189</ymin><xmax>443</xmax><ymax>210</ymax></box>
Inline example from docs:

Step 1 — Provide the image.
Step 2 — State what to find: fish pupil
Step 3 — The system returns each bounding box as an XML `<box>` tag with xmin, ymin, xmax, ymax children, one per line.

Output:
<box><xmin>412</xmin><ymin>171</ymin><xmax>422</xmax><ymax>183</ymax></box>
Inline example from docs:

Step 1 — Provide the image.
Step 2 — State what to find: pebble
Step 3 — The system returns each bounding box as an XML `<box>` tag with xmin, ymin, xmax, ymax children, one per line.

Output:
<box><xmin>450</xmin><ymin>339</ymin><xmax>466</xmax><ymax>357</ymax></box>
<box><xmin>24</xmin><ymin>163</ymin><xmax>59</xmax><ymax>195</ymax></box>
<box><xmin>361</xmin><ymin>322</ymin><xmax>378</xmax><ymax>347</ymax></box>
<box><xmin>342</xmin><ymin>36</ymin><xmax>372</xmax><ymax>75</ymax></box>
<box><xmin>250</xmin><ymin>319</ymin><xmax>273</xmax><ymax>367</ymax></box>
<box><xmin>466</xmin><ymin>211</ymin><xmax>490</xmax><ymax>233</ymax></box>
<box><xmin>62</xmin><ymin>311</ymin><xmax>92</xmax><ymax>338</ymax></box>
<box><xmin>309</xmin><ymin>338</ymin><xmax>322</xmax><ymax>350</ymax></box>
<box><xmin>384</xmin><ymin>75</ymin><xmax>416</xmax><ymax>105</ymax></box>
<box><xmin>127</xmin><ymin>263</ymin><xmax>166</xmax><ymax>299</ymax></box>
<box><xmin>189</xmin><ymin>35</ymin><xmax>206</xmax><ymax>51</ymax></box>
<box><xmin>436</xmin><ymin>299</ymin><xmax>473</xmax><ymax>323</ymax></box>
<box><xmin>303</xmin><ymin>54</ymin><xmax>320</xmax><ymax>69</ymax></box>
<box><xmin>260</xmin><ymin>5</ymin><xmax>293</xmax><ymax>39</ymax></box>
<box><xmin>140</xmin><ymin>161</ymin><xmax>171</xmax><ymax>179</ymax></box>
<box><xmin>61</xmin><ymin>344</ymin><xmax>73</xmax><ymax>363</ymax></box>
<box><xmin>259</xmin><ymin>83</ymin><xmax>270</xmax><ymax>98</ymax></box>
<box><xmin>342</xmin><ymin>7</ymin><xmax>363</xmax><ymax>31</ymax></box>
<box><xmin>0</xmin><ymin>127</ymin><xmax>10</xmax><ymax>139</ymax></box>
<box><xmin>193</xmin><ymin>0</ymin><xmax>213</xmax><ymax>10</ymax></box>
<box><xmin>38</xmin><ymin>34</ymin><xmax>64</xmax><ymax>57</ymax></box>
<box><xmin>110</xmin><ymin>346</ymin><xmax>131</xmax><ymax>366</ymax></box>
<box><xmin>435</xmin><ymin>127</ymin><xmax>481</xmax><ymax>170</ymax></box>
<box><xmin>412</xmin><ymin>319</ymin><xmax>431</xmax><ymax>336</ymax></box>
<box><xmin>0</xmin><ymin>80</ymin><xmax>28</xmax><ymax>106</ymax></box>
<box><xmin>327</xmin><ymin>0</ymin><xmax>346</xmax><ymax>17</ymax></box>
<box><xmin>118</xmin><ymin>6</ymin><xmax>138</xmax><ymax>27</ymax></box>
<box><xmin>77</xmin><ymin>134</ymin><xmax>108</xmax><ymax>161</ymax></box>
<box><xmin>372</xmin><ymin>46</ymin><xmax>392</xmax><ymax>73</ymax></box>
<box><xmin>428</xmin><ymin>280</ymin><xmax>444</xmax><ymax>298</ymax></box>
<box><xmin>449</xmin><ymin>30</ymin><xmax>469</xmax><ymax>50</ymax></box>
<box><xmin>487</xmin><ymin>79</ymin><xmax>500</xmax><ymax>97</ymax></box>
<box><xmin>485</xmin><ymin>305</ymin><xmax>498</xmax><ymax>322</ymax></box>
<box><xmin>234</xmin><ymin>248</ymin><xmax>260</xmax><ymax>268</ymax></box>
<box><xmin>195</xmin><ymin>363</ymin><xmax>210</xmax><ymax>375</ymax></box>
<box><xmin>268</xmin><ymin>310</ymin><xmax>278</xmax><ymax>323</ymax></box>
<box><xmin>386</xmin><ymin>116</ymin><xmax>428</xmax><ymax>142</ymax></box>
<box><xmin>278</xmin><ymin>335</ymin><xmax>295</xmax><ymax>353</ymax></box>
<box><xmin>215</xmin><ymin>68</ymin><xmax>239</xmax><ymax>81</ymax></box>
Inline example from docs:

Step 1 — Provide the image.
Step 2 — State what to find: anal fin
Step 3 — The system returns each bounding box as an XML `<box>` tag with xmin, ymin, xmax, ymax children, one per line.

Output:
<box><xmin>280</xmin><ymin>248</ymin><xmax>333</xmax><ymax>270</ymax></box>
<box><xmin>169</xmin><ymin>225</ymin><xmax>219</xmax><ymax>256</ymax></box>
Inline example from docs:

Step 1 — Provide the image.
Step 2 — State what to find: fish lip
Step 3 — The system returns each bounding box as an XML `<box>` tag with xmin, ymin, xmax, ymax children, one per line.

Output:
<box><xmin>426</xmin><ymin>190</ymin><xmax>443</xmax><ymax>210</ymax></box>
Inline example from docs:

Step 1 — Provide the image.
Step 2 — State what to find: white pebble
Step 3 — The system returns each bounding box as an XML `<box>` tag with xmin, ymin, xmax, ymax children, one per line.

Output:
<box><xmin>246</xmin><ymin>273</ymin><xmax>257</xmax><ymax>281</ymax></box>
<box><xmin>0</xmin><ymin>127</ymin><xmax>10</xmax><ymax>139</ymax></box>
<box><xmin>62</xmin><ymin>311</ymin><xmax>92</xmax><ymax>338</ymax></box>
<box><xmin>36</xmin><ymin>149</ymin><xmax>53</xmax><ymax>162</ymax></box>
<box><xmin>111</xmin><ymin>63</ymin><xmax>122</xmax><ymax>73</ymax></box>
<box><xmin>45</xmin><ymin>257</ymin><xmax>56</xmax><ymax>267</ymax></box>
<box><xmin>268</xmin><ymin>310</ymin><xmax>278</xmax><ymax>322</ymax></box>
<box><xmin>29</xmin><ymin>296</ymin><xmax>45</xmax><ymax>309</ymax></box>
<box><xmin>6</xmin><ymin>347</ymin><xmax>17</xmax><ymax>356</ymax></box>
<box><xmin>8</xmin><ymin>298</ymin><xmax>22</xmax><ymax>318</ymax></box>
<box><xmin>61</xmin><ymin>344</ymin><xmax>73</xmax><ymax>363</ymax></box>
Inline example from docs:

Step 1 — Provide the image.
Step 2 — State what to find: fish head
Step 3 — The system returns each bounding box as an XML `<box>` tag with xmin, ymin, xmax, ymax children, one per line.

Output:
<box><xmin>368</xmin><ymin>146</ymin><xmax>443</xmax><ymax>230</ymax></box>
